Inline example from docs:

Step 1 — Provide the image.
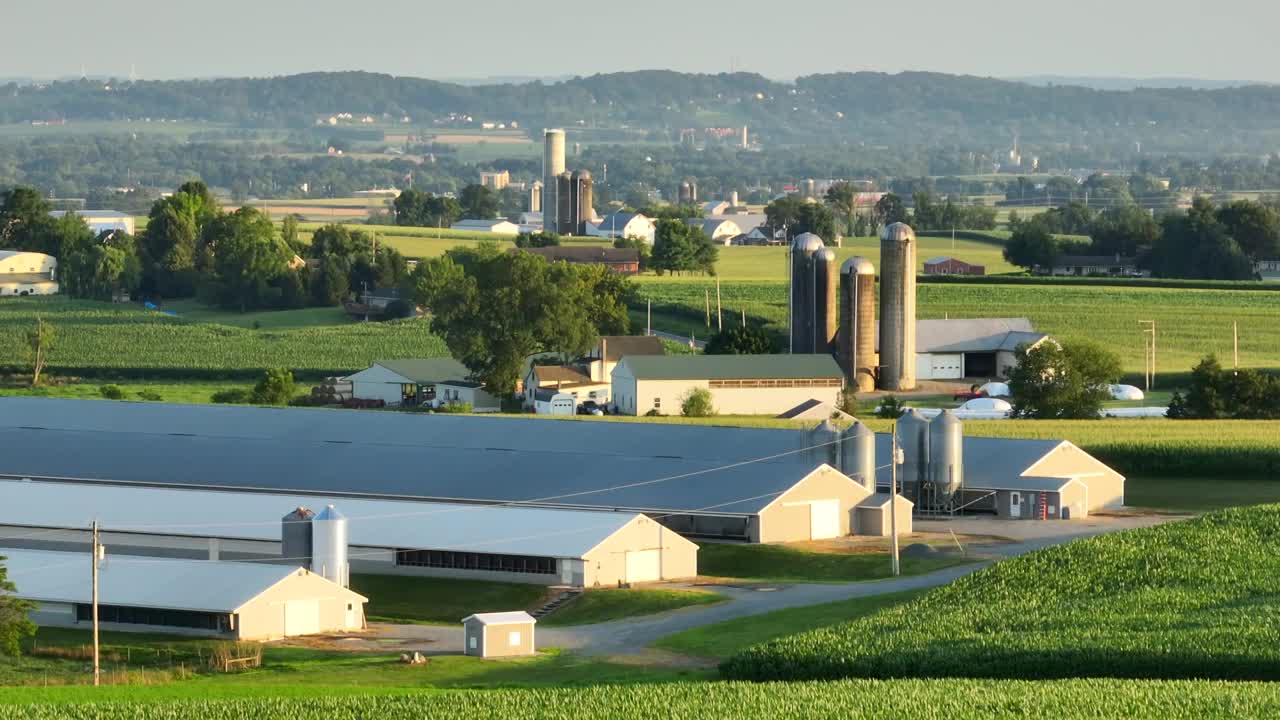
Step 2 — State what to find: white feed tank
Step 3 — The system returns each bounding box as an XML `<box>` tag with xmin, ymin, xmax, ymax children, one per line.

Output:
<box><xmin>806</xmin><ymin>419</ymin><xmax>840</xmax><ymax>469</ymax></box>
<box><xmin>928</xmin><ymin>410</ymin><xmax>964</xmax><ymax>499</ymax></box>
<box><xmin>896</xmin><ymin>408</ymin><xmax>931</xmax><ymax>490</ymax></box>
<box><xmin>839</xmin><ymin>421</ymin><xmax>876</xmax><ymax>491</ymax></box>
<box><xmin>312</xmin><ymin>504</ymin><xmax>349</xmax><ymax>587</ymax></box>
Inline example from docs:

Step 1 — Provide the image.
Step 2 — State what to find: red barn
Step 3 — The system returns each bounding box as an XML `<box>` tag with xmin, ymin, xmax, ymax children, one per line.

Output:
<box><xmin>924</xmin><ymin>256</ymin><xmax>986</xmax><ymax>276</ymax></box>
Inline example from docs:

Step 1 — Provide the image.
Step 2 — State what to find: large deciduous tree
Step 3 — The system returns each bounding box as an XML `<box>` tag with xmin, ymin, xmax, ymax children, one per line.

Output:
<box><xmin>201</xmin><ymin>208</ymin><xmax>291</xmax><ymax>312</ymax></box>
<box><xmin>1008</xmin><ymin>340</ymin><xmax>1121</xmax><ymax>419</ymax></box>
<box><xmin>0</xmin><ymin>187</ymin><xmax>57</xmax><ymax>253</ymax></box>
<box><xmin>411</xmin><ymin>246</ymin><xmax>630</xmax><ymax>396</ymax></box>
<box><xmin>142</xmin><ymin>180</ymin><xmax>220</xmax><ymax>297</ymax></box>
<box><xmin>705</xmin><ymin>325</ymin><xmax>777</xmax><ymax>355</ymax></box>
<box><xmin>0</xmin><ymin>555</ymin><xmax>36</xmax><ymax>656</ymax></box>
<box><xmin>652</xmin><ymin>219</ymin><xmax>717</xmax><ymax>275</ymax></box>
<box><xmin>1003</xmin><ymin>221</ymin><xmax>1060</xmax><ymax>271</ymax></box>
<box><xmin>459</xmin><ymin>184</ymin><xmax>500</xmax><ymax>219</ymax></box>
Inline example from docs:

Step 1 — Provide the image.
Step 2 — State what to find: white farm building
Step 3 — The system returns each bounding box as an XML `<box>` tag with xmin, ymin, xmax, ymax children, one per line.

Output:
<box><xmin>0</xmin><ymin>250</ymin><xmax>58</xmax><ymax>296</ymax></box>
<box><xmin>610</xmin><ymin>354</ymin><xmax>845</xmax><ymax>416</ymax></box>
<box><xmin>7</xmin><ymin>550</ymin><xmax>367</xmax><ymax>640</ymax></box>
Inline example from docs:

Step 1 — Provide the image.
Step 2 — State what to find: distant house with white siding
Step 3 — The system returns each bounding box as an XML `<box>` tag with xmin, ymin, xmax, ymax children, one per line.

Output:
<box><xmin>348</xmin><ymin>359</ymin><xmax>498</xmax><ymax>409</ymax></box>
<box><xmin>611</xmin><ymin>354</ymin><xmax>844</xmax><ymax>416</ymax></box>
<box><xmin>0</xmin><ymin>250</ymin><xmax>59</xmax><ymax>296</ymax></box>
<box><xmin>451</xmin><ymin>219</ymin><xmax>520</xmax><ymax>235</ymax></box>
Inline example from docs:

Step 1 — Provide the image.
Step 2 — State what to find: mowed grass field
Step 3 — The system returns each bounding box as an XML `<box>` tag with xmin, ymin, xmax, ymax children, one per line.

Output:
<box><xmin>723</xmin><ymin>505</ymin><xmax>1280</xmax><ymax>682</ymax></box>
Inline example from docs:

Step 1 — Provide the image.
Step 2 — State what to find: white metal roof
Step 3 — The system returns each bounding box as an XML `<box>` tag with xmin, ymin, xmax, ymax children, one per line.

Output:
<box><xmin>462</xmin><ymin>611</ymin><xmax>536</xmax><ymax>625</ymax></box>
<box><xmin>0</xmin><ymin>480</ymin><xmax>642</xmax><ymax>559</ymax></box>
<box><xmin>1</xmin><ymin>549</ymin><xmax>352</xmax><ymax>613</ymax></box>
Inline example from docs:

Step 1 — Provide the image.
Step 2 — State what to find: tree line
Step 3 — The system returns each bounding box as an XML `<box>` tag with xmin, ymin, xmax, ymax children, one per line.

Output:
<box><xmin>0</xmin><ymin>183</ymin><xmax>412</xmax><ymax>311</ymax></box>
<box><xmin>1003</xmin><ymin>197</ymin><xmax>1280</xmax><ymax>279</ymax></box>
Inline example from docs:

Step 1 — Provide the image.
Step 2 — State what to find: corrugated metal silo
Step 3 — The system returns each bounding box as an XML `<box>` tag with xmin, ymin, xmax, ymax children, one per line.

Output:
<box><xmin>281</xmin><ymin>506</ymin><xmax>314</xmax><ymax>565</ymax></box>
<box><xmin>813</xmin><ymin>247</ymin><xmax>838</xmax><ymax>353</ymax></box>
<box><xmin>896</xmin><ymin>408</ymin><xmax>931</xmax><ymax>496</ymax></box>
<box><xmin>806</xmin><ymin>419</ymin><xmax>840</xmax><ymax>469</ymax></box>
<box><xmin>312</xmin><ymin>505</ymin><xmax>349</xmax><ymax>587</ymax></box>
<box><xmin>929</xmin><ymin>410</ymin><xmax>964</xmax><ymax>502</ymax></box>
<box><xmin>879</xmin><ymin>222</ymin><xmax>917</xmax><ymax>390</ymax></box>
<box><xmin>839</xmin><ymin>256</ymin><xmax>876</xmax><ymax>392</ymax></box>
<box><xmin>839</xmin><ymin>421</ymin><xmax>876</xmax><ymax>491</ymax></box>
<box><xmin>789</xmin><ymin>233</ymin><xmax>824</xmax><ymax>353</ymax></box>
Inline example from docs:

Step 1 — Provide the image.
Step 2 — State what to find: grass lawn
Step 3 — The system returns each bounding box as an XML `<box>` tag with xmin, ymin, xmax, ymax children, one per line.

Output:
<box><xmin>1125</xmin><ymin>476</ymin><xmax>1280</xmax><ymax>511</ymax></box>
<box><xmin>0</xmin><ymin>380</ymin><xmax>245</xmax><ymax>404</ymax></box>
<box><xmin>539</xmin><ymin>588</ymin><xmax>726</xmax><ymax>627</ymax></box>
<box><xmin>0</xmin><ymin>631</ymin><xmax>709</xmax><ymax>696</ymax></box>
<box><xmin>349</xmin><ymin>574</ymin><xmax>549</xmax><ymax>625</ymax></box>
<box><xmin>654</xmin><ymin>589</ymin><xmax>924</xmax><ymax>659</ymax></box>
<box><xmin>697</xmin><ymin>543</ymin><xmax>967</xmax><ymax>583</ymax></box>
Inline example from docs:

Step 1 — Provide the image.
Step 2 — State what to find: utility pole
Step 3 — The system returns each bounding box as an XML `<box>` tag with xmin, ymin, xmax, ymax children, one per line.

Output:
<box><xmin>715</xmin><ymin>278</ymin><xmax>723</xmax><ymax>332</ymax></box>
<box><xmin>91</xmin><ymin>521</ymin><xmax>101</xmax><ymax>687</ymax></box>
<box><xmin>1139</xmin><ymin>320</ymin><xmax>1156</xmax><ymax>391</ymax></box>
<box><xmin>646</xmin><ymin>299</ymin><xmax>652</xmax><ymax>337</ymax></box>
<box><xmin>1234</xmin><ymin>321</ymin><xmax>1239</xmax><ymax>372</ymax></box>
<box><xmin>704</xmin><ymin>289</ymin><xmax>711</xmax><ymax>329</ymax></box>
<box><xmin>889</xmin><ymin>425</ymin><xmax>901</xmax><ymax>577</ymax></box>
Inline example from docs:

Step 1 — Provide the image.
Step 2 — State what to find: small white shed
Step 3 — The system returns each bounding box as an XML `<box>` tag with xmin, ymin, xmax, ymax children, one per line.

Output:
<box><xmin>462</xmin><ymin>611</ymin><xmax>536</xmax><ymax>658</ymax></box>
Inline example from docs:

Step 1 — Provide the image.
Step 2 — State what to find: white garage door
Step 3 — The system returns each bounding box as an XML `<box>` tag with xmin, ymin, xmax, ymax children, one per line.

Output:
<box><xmin>809</xmin><ymin>500</ymin><xmax>841</xmax><ymax>540</ymax></box>
<box><xmin>284</xmin><ymin>599</ymin><xmax>321</xmax><ymax>636</ymax></box>
<box><xmin>625</xmin><ymin>549</ymin><xmax>661</xmax><ymax>583</ymax></box>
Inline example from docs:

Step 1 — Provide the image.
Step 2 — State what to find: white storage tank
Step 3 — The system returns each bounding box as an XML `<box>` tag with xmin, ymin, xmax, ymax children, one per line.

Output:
<box><xmin>896</xmin><ymin>408</ymin><xmax>931</xmax><ymax>494</ymax></box>
<box><xmin>839</xmin><ymin>421</ymin><xmax>876</xmax><ymax>491</ymax></box>
<box><xmin>312</xmin><ymin>505</ymin><xmax>349</xmax><ymax>587</ymax></box>
<box><xmin>928</xmin><ymin>410</ymin><xmax>964</xmax><ymax>501</ymax></box>
<box><xmin>806</xmin><ymin>419</ymin><xmax>840</xmax><ymax>469</ymax></box>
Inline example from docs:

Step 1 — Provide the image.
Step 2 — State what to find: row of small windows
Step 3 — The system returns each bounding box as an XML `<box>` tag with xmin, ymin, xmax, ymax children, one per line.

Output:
<box><xmin>76</xmin><ymin>603</ymin><xmax>228</xmax><ymax>631</ymax></box>
<box><xmin>396</xmin><ymin>549</ymin><xmax>557</xmax><ymax>575</ymax></box>
<box><xmin>708</xmin><ymin>378</ymin><xmax>842</xmax><ymax>389</ymax></box>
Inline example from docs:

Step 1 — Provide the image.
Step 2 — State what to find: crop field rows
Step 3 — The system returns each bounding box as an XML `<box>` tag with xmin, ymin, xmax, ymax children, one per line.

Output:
<box><xmin>723</xmin><ymin>505</ymin><xmax>1280</xmax><ymax>683</ymax></box>
<box><xmin>0</xmin><ymin>299</ymin><xmax>448</xmax><ymax>379</ymax></box>
<box><xmin>6</xmin><ymin>679</ymin><xmax>1280</xmax><ymax>719</ymax></box>
<box><xmin>633</xmin><ymin>281</ymin><xmax>1280</xmax><ymax>378</ymax></box>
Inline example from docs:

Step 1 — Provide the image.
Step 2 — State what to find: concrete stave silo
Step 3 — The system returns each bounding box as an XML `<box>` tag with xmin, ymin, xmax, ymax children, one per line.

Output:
<box><xmin>788</xmin><ymin>233</ymin><xmax>825</xmax><ymax>353</ymax></box>
<box><xmin>555</xmin><ymin>171</ymin><xmax>574</xmax><ymax>235</ymax></box>
<box><xmin>813</xmin><ymin>247</ymin><xmax>838</xmax><ymax>354</ymax></box>
<box><xmin>571</xmin><ymin>169</ymin><xmax>594</xmax><ymax>235</ymax></box>
<box><xmin>543</xmin><ymin>129</ymin><xmax>566</xmax><ymax>232</ymax></box>
<box><xmin>312</xmin><ymin>504</ymin><xmax>349</xmax><ymax>587</ymax></box>
<box><xmin>879</xmin><ymin>222</ymin><xmax>917</xmax><ymax>391</ymax></box>
<box><xmin>839</xmin><ymin>257</ymin><xmax>876</xmax><ymax>392</ymax></box>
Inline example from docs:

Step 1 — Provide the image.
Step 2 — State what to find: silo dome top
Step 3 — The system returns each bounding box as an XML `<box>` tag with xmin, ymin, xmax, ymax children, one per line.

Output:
<box><xmin>881</xmin><ymin>222</ymin><xmax>917</xmax><ymax>243</ymax></box>
<box><xmin>791</xmin><ymin>232</ymin><xmax>825</xmax><ymax>252</ymax></box>
<box><xmin>841</xmin><ymin>256</ymin><xmax>875</xmax><ymax>275</ymax></box>
<box><xmin>815</xmin><ymin>247</ymin><xmax>837</xmax><ymax>262</ymax></box>
<box><xmin>315</xmin><ymin>504</ymin><xmax>345</xmax><ymax>521</ymax></box>
<box><xmin>572</xmin><ymin>169</ymin><xmax>592</xmax><ymax>181</ymax></box>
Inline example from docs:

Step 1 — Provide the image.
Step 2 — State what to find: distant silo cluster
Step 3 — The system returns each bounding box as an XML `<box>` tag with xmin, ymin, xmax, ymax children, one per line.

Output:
<box><xmin>791</xmin><ymin>222</ymin><xmax>917</xmax><ymax>394</ymax></box>
<box><xmin>678</xmin><ymin>178</ymin><xmax>698</xmax><ymax>204</ymax></box>
<box><xmin>878</xmin><ymin>222</ymin><xmax>918</xmax><ymax>391</ymax></box>
<box><xmin>529</xmin><ymin>181</ymin><xmax>543</xmax><ymax>213</ymax></box>
<box><xmin>542</xmin><ymin>129</ymin><xmax>595</xmax><ymax>235</ymax></box>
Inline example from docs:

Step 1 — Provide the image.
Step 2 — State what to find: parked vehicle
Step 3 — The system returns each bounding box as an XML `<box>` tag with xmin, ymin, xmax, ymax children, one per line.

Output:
<box><xmin>578</xmin><ymin>401</ymin><xmax>606</xmax><ymax>416</ymax></box>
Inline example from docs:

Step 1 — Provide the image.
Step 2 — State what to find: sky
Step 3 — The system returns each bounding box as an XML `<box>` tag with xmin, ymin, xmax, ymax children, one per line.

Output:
<box><xmin>4</xmin><ymin>0</ymin><xmax>1278</xmax><ymax>83</ymax></box>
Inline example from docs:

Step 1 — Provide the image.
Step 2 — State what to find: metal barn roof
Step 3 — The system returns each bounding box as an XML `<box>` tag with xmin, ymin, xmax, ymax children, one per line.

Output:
<box><xmin>367</xmin><ymin>359</ymin><xmax>471</xmax><ymax>383</ymax></box>
<box><xmin>913</xmin><ymin>318</ymin><xmax>1048</xmax><ymax>354</ymax></box>
<box><xmin>617</xmin><ymin>354</ymin><xmax>844</xmax><ymax>380</ymax></box>
<box><xmin>0</xmin><ymin>398</ymin><xmax>805</xmax><ymax>464</ymax></box>
<box><xmin>0</xmin><ymin>480</ymin><xmax>641</xmax><ymax>558</ymax></box>
<box><xmin>463</xmin><ymin>611</ymin><xmax>536</xmax><ymax>625</ymax></box>
<box><xmin>3</xmin><ymin>550</ymin><xmax>349</xmax><ymax>613</ymax></box>
<box><xmin>0</xmin><ymin>425</ymin><xmax>818</xmax><ymax>516</ymax></box>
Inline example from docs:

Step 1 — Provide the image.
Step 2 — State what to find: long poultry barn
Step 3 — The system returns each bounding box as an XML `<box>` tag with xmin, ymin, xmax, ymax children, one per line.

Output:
<box><xmin>0</xmin><ymin>399</ymin><xmax>1124</xmax><ymax>542</ymax></box>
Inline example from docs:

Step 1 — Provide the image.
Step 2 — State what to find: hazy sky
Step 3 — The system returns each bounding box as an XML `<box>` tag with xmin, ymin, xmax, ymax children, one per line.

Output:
<box><xmin>5</xmin><ymin>0</ymin><xmax>1277</xmax><ymax>82</ymax></box>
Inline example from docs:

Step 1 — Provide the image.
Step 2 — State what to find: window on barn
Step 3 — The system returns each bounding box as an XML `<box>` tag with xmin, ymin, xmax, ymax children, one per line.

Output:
<box><xmin>395</xmin><ymin>549</ymin><xmax>556</xmax><ymax>575</ymax></box>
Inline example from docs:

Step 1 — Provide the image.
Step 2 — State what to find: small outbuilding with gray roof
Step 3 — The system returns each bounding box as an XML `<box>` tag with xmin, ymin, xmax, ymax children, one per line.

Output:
<box><xmin>611</xmin><ymin>354</ymin><xmax>845</xmax><ymax>416</ymax></box>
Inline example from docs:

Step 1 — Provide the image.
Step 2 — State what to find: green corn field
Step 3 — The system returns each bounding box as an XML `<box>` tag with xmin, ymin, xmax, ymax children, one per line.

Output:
<box><xmin>722</xmin><ymin>504</ymin><xmax>1280</xmax><ymax>682</ymax></box>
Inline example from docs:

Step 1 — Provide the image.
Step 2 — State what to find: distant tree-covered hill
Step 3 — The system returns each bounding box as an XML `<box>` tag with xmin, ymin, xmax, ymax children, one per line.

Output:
<box><xmin>7</xmin><ymin>71</ymin><xmax>1280</xmax><ymax>152</ymax></box>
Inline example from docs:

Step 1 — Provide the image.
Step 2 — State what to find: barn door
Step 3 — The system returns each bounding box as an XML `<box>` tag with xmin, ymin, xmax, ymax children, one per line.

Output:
<box><xmin>809</xmin><ymin>500</ymin><xmax>841</xmax><ymax>540</ymax></box>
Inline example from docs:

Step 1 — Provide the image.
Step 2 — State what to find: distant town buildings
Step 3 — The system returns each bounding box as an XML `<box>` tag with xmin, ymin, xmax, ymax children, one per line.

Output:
<box><xmin>480</xmin><ymin>170</ymin><xmax>510</xmax><ymax>191</ymax></box>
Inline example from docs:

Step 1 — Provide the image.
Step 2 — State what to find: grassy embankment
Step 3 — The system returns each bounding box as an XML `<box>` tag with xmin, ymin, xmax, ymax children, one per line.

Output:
<box><xmin>697</xmin><ymin>543</ymin><xmax>966</xmax><ymax>583</ymax></box>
